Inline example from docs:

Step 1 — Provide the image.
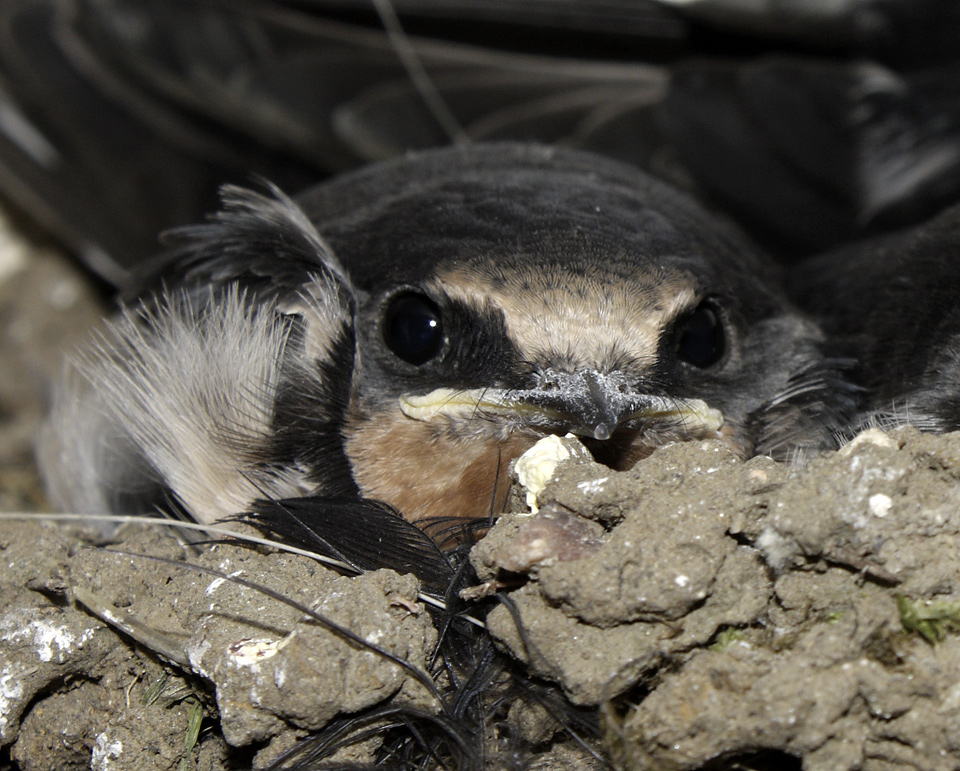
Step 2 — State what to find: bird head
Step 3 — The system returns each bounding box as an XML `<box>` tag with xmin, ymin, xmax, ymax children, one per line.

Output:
<box><xmin>295</xmin><ymin>145</ymin><xmax>842</xmax><ymax>522</ymax></box>
<box><xmin>44</xmin><ymin>144</ymin><xmax>848</xmax><ymax>528</ymax></box>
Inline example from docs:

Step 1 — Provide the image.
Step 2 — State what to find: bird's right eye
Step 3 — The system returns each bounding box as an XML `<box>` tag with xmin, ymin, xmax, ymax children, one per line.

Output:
<box><xmin>383</xmin><ymin>292</ymin><xmax>444</xmax><ymax>366</ymax></box>
<box><xmin>675</xmin><ymin>301</ymin><xmax>726</xmax><ymax>369</ymax></box>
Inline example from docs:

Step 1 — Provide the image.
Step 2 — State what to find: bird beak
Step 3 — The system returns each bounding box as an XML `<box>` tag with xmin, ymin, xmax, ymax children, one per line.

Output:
<box><xmin>398</xmin><ymin>371</ymin><xmax>723</xmax><ymax>442</ymax></box>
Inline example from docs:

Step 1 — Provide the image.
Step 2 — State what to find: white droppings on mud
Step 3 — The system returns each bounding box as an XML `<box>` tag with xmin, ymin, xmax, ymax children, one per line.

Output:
<box><xmin>577</xmin><ymin>477</ymin><xmax>608</xmax><ymax>495</ymax></box>
<box><xmin>0</xmin><ymin>610</ymin><xmax>92</xmax><ymax>663</ymax></box>
<box><xmin>90</xmin><ymin>732</ymin><xmax>123</xmax><ymax>770</ymax></box>
<box><xmin>186</xmin><ymin>638</ymin><xmax>213</xmax><ymax>679</ymax></box>
<box><xmin>756</xmin><ymin>526</ymin><xmax>798</xmax><ymax>571</ymax></box>
<box><xmin>868</xmin><ymin>493</ymin><xmax>892</xmax><ymax>518</ymax></box>
<box><xmin>515</xmin><ymin>433</ymin><xmax>590</xmax><ymax>513</ymax></box>
<box><xmin>842</xmin><ymin>457</ymin><xmax>903</xmax><ymax>528</ymax></box>
<box><xmin>839</xmin><ymin>427</ymin><xmax>898</xmax><ymax>456</ymax></box>
<box><xmin>206</xmin><ymin>569</ymin><xmax>244</xmax><ymax>596</ymax></box>
<box><xmin>0</xmin><ymin>667</ymin><xmax>25</xmax><ymax>736</ymax></box>
<box><xmin>228</xmin><ymin>637</ymin><xmax>284</xmax><ymax>669</ymax></box>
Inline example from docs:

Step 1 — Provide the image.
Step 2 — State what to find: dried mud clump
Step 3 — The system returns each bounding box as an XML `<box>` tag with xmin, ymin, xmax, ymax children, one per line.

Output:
<box><xmin>5</xmin><ymin>427</ymin><xmax>960</xmax><ymax>770</ymax></box>
<box><xmin>478</xmin><ymin>428</ymin><xmax>960</xmax><ymax>771</ymax></box>
<box><xmin>0</xmin><ymin>522</ymin><xmax>438</xmax><ymax>770</ymax></box>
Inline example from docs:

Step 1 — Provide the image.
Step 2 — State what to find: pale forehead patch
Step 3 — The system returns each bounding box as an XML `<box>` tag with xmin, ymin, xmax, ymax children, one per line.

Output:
<box><xmin>430</xmin><ymin>263</ymin><xmax>698</xmax><ymax>370</ymax></box>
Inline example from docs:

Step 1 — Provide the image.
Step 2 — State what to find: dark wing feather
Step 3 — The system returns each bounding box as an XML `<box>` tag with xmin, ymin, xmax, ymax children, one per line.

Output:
<box><xmin>140</xmin><ymin>182</ymin><xmax>351</xmax><ymax>300</ymax></box>
<box><xmin>245</xmin><ymin>496</ymin><xmax>457</xmax><ymax>595</ymax></box>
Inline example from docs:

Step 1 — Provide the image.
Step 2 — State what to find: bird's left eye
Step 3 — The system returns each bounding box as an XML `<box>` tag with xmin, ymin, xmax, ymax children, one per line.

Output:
<box><xmin>383</xmin><ymin>293</ymin><xmax>444</xmax><ymax>365</ymax></box>
<box><xmin>675</xmin><ymin>302</ymin><xmax>726</xmax><ymax>368</ymax></box>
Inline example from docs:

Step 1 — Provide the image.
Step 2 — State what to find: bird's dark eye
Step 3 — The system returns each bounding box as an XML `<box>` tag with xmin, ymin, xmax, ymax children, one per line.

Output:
<box><xmin>675</xmin><ymin>302</ymin><xmax>725</xmax><ymax>368</ymax></box>
<box><xmin>383</xmin><ymin>293</ymin><xmax>444</xmax><ymax>365</ymax></box>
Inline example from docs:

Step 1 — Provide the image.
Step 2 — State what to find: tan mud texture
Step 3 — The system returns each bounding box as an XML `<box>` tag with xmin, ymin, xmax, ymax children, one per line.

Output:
<box><xmin>5</xmin><ymin>427</ymin><xmax>960</xmax><ymax>769</ymax></box>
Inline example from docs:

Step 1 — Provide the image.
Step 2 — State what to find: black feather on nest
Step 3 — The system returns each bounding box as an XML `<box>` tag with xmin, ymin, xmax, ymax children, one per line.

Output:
<box><xmin>239</xmin><ymin>495</ymin><xmax>607</xmax><ymax>770</ymax></box>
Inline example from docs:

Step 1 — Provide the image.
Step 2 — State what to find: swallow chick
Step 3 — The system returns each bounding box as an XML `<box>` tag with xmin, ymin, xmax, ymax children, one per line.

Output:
<box><xmin>793</xmin><ymin>201</ymin><xmax>960</xmax><ymax>435</ymax></box>
<box><xmin>40</xmin><ymin>143</ymin><xmax>850</xmax><ymax>527</ymax></box>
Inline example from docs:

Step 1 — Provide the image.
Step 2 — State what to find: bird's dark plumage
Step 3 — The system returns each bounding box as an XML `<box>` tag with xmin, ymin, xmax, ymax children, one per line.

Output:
<box><xmin>40</xmin><ymin>143</ymin><xmax>853</xmax><ymax>528</ymax></box>
<box><xmin>794</xmin><ymin>202</ymin><xmax>960</xmax><ymax>434</ymax></box>
<box><xmin>3</xmin><ymin>0</ymin><xmax>960</xmax><ymax>279</ymax></box>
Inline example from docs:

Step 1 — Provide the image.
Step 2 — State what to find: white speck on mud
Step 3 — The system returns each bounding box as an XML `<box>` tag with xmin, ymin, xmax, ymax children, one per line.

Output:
<box><xmin>577</xmin><ymin>477</ymin><xmax>609</xmax><ymax>495</ymax></box>
<box><xmin>206</xmin><ymin>569</ymin><xmax>244</xmax><ymax>596</ymax></box>
<box><xmin>868</xmin><ymin>493</ymin><xmax>892</xmax><ymax>518</ymax></box>
<box><xmin>91</xmin><ymin>733</ymin><xmax>123</xmax><ymax>770</ymax></box>
<box><xmin>0</xmin><ymin>610</ymin><xmax>92</xmax><ymax>663</ymax></box>
<box><xmin>0</xmin><ymin>667</ymin><xmax>26</xmax><ymax>736</ymax></box>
